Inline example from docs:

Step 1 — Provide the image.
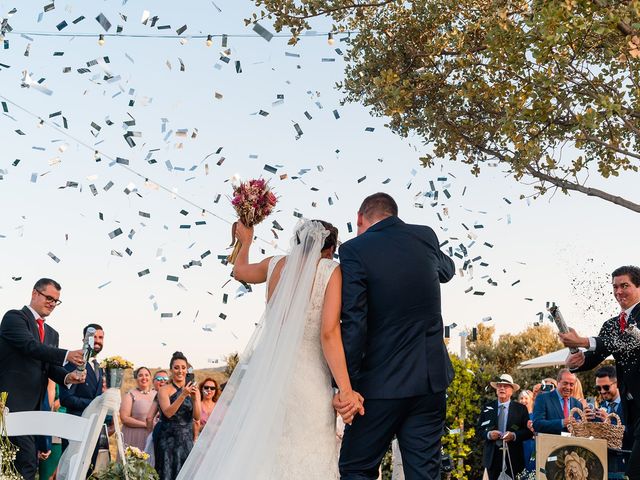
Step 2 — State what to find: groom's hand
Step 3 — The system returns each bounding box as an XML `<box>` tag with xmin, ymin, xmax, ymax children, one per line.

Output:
<box><xmin>333</xmin><ymin>391</ymin><xmax>365</xmax><ymax>425</ymax></box>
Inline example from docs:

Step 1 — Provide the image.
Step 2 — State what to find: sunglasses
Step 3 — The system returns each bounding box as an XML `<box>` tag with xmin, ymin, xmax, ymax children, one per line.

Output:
<box><xmin>202</xmin><ymin>386</ymin><xmax>218</xmax><ymax>391</ymax></box>
<box><xmin>154</xmin><ymin>376</ymin><xmax>169</xmax><ymax>382</ymax></box>
<box><xmin>596</xmin><ymin>383</ymin><xmax>616</xmax><ymax>392</ymax></box>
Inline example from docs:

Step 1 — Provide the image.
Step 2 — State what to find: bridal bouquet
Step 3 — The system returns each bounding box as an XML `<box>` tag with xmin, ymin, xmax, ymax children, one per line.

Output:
<box><xmin>228</xmin><ymin>178</ymin><xmax>277</xmax><ymax>264</ymax></box>
<box><xmin>100</xmin><ymin>356</ymin><xmax>134</xmax><ymax>369</ymax></box>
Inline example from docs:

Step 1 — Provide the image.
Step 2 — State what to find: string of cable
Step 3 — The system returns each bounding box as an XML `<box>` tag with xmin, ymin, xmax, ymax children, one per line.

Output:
<box><xmin>0</xmin><ymin>93</ymin><xmax>285</xmax><ymax>251</ymax></box>
<box><xmin>5</xmin><ymin>30</ymin><xmax>352</xmax><ymax>46</ymax></box>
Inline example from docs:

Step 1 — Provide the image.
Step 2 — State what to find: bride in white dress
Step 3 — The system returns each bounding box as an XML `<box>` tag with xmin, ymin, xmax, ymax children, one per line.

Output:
<box><xmin>177</xmin><ymin>219</ymin><xmax>364</xmax><ymax>479</ymax></box>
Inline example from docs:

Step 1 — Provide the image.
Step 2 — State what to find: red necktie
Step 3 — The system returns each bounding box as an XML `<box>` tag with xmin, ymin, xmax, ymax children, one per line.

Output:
<box><xmin>620</xmin><ymin>311</ymin><xmax>628</xmax><ymax>332</ymax></box>
<box><xmin>36</xmin><ymin>318</ymin><xmax>45</xmax><ymax>342</ymax></box>
<box><xmin>563</xmin><ymin>398</ymin><xmax>569</xmax><ymax>418</ymax></box>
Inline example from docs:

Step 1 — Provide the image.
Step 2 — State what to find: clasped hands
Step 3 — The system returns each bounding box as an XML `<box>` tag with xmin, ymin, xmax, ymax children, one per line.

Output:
<box><xmin>64</xmin><ymin>369</ymin><xmax>86</xmax><ymax>386</ymax></box>
<box><xmin>332</xmin><ymin>389</ymin><xmax>365</xmax><ymax>425</ymax></box>
<box><xmin>488</xmin><ymin>430</ymin><xmax>515</xmax><ymax>442</ymax></box>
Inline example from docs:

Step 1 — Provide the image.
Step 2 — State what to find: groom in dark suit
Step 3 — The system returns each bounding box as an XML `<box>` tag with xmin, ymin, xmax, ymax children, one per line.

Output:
<box><xmin>335</xmin><ymin>192</ymin><xmax>455</xmax><ymax>480</ymax></box>
<box><xmin>0</xmin><ymin>278</ymin><xmax>85</xmax><ymax>480</ymax></box>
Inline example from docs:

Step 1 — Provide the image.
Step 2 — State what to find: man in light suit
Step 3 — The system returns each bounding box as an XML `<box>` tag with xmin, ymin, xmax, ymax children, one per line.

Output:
<box><xmin>0</xmin><ymin>278</ymin><xmax>85</xmax><ymax>480</ymax></box>
<box><xmin>532</xmin><ymin>369</ymin><xmax>583</xmax><ymax>434</ymax></box>
<box><xmin>335</xmin><ymin>192</ymin><xmax>455</xmax><ymax>480</ymax></box>
<box><xmin>477</xmin><ymin>374</ymin><xmax>533</xmax><ymax>480</ymax></box>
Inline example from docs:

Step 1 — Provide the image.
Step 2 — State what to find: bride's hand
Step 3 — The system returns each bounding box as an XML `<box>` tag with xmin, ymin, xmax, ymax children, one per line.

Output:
<box><xmin>337</xmin><ymin>390</ymin><xmax>365</xmax><ymax>423</ymax></box>
<box><xmin>234</xmin><ymin>222</ymin><xmax>254</xmax><ymax>244</ymax></box>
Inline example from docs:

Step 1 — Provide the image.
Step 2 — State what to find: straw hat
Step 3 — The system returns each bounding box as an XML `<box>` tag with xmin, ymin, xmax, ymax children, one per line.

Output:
<box><xmin>490</xmin><ymin>374</ymin><xmax>520</xmax><ymax>392</ymax></box>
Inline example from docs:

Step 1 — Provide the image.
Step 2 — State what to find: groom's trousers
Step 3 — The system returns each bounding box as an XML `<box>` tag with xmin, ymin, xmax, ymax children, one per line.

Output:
<box><xmin>339</xmin><ymin>391</ymin><xmax>446</xmax><ymax>480</ymax></box>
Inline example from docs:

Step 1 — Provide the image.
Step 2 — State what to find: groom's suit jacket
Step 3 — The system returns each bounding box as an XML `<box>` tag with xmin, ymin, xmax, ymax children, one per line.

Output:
<box><xmin>339</xmin><ymin>216</ymin><xmax>455</xmax><ymax>399</ymax></box>
<box><xmin>0</xmin><ymin>306</ymin><xmax>68</xmax><ymax>412</ymax></box>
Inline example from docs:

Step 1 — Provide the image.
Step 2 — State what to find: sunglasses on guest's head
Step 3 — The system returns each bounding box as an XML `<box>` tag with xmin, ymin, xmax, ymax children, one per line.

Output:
<box><xmin>202</xmin><ymin>385</ymin><xmax>217</xmax><ymax>391</ymax></box>
<box><xmin>154</xmin><ymin>376</ymin><xmax>169</xmax><ymax>382</ymax></box>
<box><xmin>596</xmin><ymin>383</ymin><xmax>616</xmax><ymax>392</ymax></box>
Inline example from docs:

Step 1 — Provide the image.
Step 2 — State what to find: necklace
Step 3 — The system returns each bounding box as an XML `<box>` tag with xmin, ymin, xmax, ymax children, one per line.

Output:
<box><xmin>136</xmin><ymin>387</ymin><xmax>150</xmax><ymax>395</ymax></box>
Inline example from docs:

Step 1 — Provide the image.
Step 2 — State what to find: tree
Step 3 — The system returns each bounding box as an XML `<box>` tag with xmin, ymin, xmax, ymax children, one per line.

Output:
<box><xmin>250</xmin><ymin>0</ymin><xmax>640</xmax><ymax>212</ymax></box>
<box><xmin>224</xmin><ymin>351</ymin><xmax>240</xmax><ymax>377</ymax></box>
<box><xmin>442</xmin><ymin>355</ymin><xmax>485</xmax><ymax>479</ymax></box>
<box><xmin>468</xmin><ymin>323</ymin><xmax>563</xmax><ymax>391</ymax></box>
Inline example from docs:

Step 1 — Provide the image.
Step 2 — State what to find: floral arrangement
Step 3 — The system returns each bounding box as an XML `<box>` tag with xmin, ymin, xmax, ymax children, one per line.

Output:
<box><xmin>89</xmin><ymin>446</ymin><xmax>158</xmax><ymax>480</ymax></box>
<box><xmin>0</xmin><ymin>392</ymin><xmax>23</xmax><ymax>479</ymax></box>
<box><xmin>124</xmin><ymin>446</ymin><xmax>149</xmax><ymax>461</ymax></box>
<box><xmin>228</xmin><ymin>178</ymin><xmax>277</xmax><ymax>264</ymax></box>
<box><xmin>100</xmin><ymin>356</ymin><xmax>134</xmax><ymax>369</ymax></box>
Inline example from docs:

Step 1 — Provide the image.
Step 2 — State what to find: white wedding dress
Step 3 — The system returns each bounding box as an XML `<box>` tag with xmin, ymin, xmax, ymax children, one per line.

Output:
<box><xmin>177</xmin><ymin>220</ymin><xmax>340</xmax><ymax>479</ymax></box>
<box><xmin>270</xmin><ymin>255</ymin><xmax>339</xmax><ymax>478</ymax></box>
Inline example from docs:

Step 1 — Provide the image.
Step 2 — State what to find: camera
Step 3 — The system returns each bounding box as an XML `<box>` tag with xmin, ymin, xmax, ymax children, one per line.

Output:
<box><xmin>540</xmin><ymin>382</ymin><xmax>555</xmax><ymax>393</ymax></box>
<box><xmin>186</xmin><ymin>369</ymin><xmax>195</xmax><ymax>384</ymax></box>
<box><xmin>441</xmin><ymin>453</ymin><xmax>453</xmax><ymax>473</ymax></box>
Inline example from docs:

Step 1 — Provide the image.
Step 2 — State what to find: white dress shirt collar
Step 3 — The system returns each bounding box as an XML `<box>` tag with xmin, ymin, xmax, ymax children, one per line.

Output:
<box><xmin>27</xmin><ymin>305</ymin><xmax>43</xmax><ymax>322</ymax></box>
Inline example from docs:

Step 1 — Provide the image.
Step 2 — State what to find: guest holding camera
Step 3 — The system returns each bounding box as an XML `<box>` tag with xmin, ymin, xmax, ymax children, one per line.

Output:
<box><xmin>154</xmin><ymin>352</ymin><xmax>201</xmax><ymax>480</ymax></box>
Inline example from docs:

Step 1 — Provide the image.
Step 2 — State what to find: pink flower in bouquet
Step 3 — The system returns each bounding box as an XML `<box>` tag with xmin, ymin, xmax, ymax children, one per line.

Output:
<box><xmin>228</xmin><ymin>178</ymin><xmax>277</xmax><ymax>264</ymax></box>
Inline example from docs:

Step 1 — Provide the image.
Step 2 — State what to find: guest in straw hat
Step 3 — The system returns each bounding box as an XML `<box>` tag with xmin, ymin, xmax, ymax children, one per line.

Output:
<box><xmin>477</xmin><ymin>374</ymin><xmax>532</xmax><ymax>480</ymax></box>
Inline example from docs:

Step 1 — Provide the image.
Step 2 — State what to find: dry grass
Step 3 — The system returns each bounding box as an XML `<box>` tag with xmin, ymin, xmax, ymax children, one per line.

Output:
<box><xmin>120</xmin><ymin>367</ymin><xmax>227</xmax><ymax>392</ymax></box>
<box><xmin>108</xmin><ymin>367</ymin><xmax>227</xmax><ymax>458</ymax></box>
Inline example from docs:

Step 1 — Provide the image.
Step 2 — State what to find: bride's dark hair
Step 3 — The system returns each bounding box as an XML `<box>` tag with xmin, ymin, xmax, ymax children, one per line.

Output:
<box><xmin>313</xmin><ymin>220</ymin><xmax>338</xmax><ymax>252</ymax></box>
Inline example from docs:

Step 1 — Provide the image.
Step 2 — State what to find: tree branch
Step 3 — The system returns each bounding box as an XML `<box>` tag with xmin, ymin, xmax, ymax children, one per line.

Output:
<box><xmin>525</xmin><ymin>164</ymin><xmax>640</xmax><ymax>212</ymax></box>
<box><xmin>579</xmin><ymin>135</ymin><xmax>640</xmax><ymax>161</ymax></box>
<box><xmin>277</xmin><ymin>0</ymin><xmax>396</xmax><ymax>21</ymax></box>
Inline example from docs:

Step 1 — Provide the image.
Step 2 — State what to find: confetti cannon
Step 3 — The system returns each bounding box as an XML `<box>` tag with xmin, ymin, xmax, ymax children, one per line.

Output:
<box><xmin>548</xmin><ymin>306</ymin><xmax>579</xmax><ymax>354</ymax></box>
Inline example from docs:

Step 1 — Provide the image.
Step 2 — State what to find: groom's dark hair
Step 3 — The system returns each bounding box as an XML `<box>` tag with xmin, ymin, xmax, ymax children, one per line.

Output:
<box><xmin>359</xmin><ymin>192</ymin><xmax>398</xmax><ymax>219</ymax></box>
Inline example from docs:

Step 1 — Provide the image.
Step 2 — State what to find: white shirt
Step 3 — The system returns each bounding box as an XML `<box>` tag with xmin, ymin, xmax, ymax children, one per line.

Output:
<box><xmin>26</xmin><ymin>305</ymin><xmax>70</xmax><ymax>367</ymax></box>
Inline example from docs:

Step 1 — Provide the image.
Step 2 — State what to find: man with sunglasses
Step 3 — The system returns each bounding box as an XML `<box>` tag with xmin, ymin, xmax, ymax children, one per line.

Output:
<box><xmin>0</xmin><ymin>278</ymin><xmax>86</xmax><ymax>480</ymax></box>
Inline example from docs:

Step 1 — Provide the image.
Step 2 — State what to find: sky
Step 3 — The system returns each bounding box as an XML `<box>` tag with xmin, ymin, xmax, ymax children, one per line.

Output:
<box><xmin>0</xmin><ymin>0</ymin><xmax>636</xmax><ymax>368</ymax></box>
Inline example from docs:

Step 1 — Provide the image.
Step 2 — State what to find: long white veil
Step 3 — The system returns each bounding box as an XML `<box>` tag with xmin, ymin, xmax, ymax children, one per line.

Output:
<box><xmin>177</xmin><ymin>219</ymin><xmax>329</xmax><ymax>479</ymax></box>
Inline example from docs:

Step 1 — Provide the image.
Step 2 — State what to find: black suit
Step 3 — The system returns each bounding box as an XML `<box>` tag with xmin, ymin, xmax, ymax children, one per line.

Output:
<box><xmin>0</xmin><ymin>306</ymin><xmax>69</xmax><ymax>480</ymax></box>
<box><xmin>338</xmin><ymin>216</ymin><xmax>455</xmax><ymax>480</ymax></box>
<box><xmin>574</xmin><ymin>303</ymin><xmax>640</xmax><ymax>476</ymax></box>
<box><xmin>60</xmin><ymin>360</ymin><xmax>103</xmax><ymax>417</ymax></box>
<box><xmin>477</xmin><ymin>400</ymin><xmax>532</xmax><ymax>480</ymax></box>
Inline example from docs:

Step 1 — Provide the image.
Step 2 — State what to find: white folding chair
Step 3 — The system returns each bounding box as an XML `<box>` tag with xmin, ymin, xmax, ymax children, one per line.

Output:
<box><xmin>5</xmin><ymin>389</ymin><xmax>124</xmax><ymax>480</ymax></box>
<box><xmin>5</xmin><ymin>410</ymin><xmax>99</xmax><ymax>479</ymax></box>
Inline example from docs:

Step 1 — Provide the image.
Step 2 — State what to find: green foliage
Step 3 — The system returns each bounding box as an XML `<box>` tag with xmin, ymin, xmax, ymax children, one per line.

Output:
<box><xmin>468</xmin><ymin>324</ymin><xmax>563</xmax><ymax>394</ymax></box>
<box><xmin>89</xmin><ymin>456</ymin><xmax>159</xmax><ymax>480</ymax></box>
<box><xmin>224</xmin><ymin>351</ymin><xmax>240</xmax><ymax>377</ymax></box>
<box><xmin>251</xmin><ymin>0</ymin><xmax>640</xmax><ymax>212</ymax></box>
<box><xmin>379</xmin><ymin>444</ymin><xmax>393</xmax><ymax>479</ymax></box>
<box><xmin>442</xmin><ymin>355</ymin><xmax>484</xmax><ymax>480</ymax></box>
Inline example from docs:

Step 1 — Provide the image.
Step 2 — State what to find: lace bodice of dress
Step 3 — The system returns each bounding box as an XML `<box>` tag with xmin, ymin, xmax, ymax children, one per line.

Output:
<box><xmin>266</xmin><ymin>255</ymin><xmax>340</xmax><ymax>479</ymax></box>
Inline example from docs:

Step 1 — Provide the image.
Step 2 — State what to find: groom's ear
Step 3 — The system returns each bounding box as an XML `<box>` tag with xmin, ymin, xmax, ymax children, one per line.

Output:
<box><xmin>356</xmin><ymin>212</ymin><xmax>364</xmax><ymax>227</ymax></box>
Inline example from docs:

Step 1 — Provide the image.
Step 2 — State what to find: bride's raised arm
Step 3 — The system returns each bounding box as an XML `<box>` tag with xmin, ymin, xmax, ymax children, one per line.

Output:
<box><xmin>232</xmin><ymin>222</ymin><xmax>271</xmax><ymax>284</ymax></box>
<box><xmin>320</xmin><ymin>266</ymin><xmax>365</xmax><ymax>420</ymax></box>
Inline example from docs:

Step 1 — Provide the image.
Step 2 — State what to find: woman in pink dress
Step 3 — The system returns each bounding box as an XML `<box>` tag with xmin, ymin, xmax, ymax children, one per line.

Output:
<box><xmin>198</xmin><ymin>378</ymin><xmax>220</xmax><ymax>432</ymax></box>
<box><xmin>120</xmin><ymin>367</ymin><xmax>157</xmax><ymax>450</ymax></box>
